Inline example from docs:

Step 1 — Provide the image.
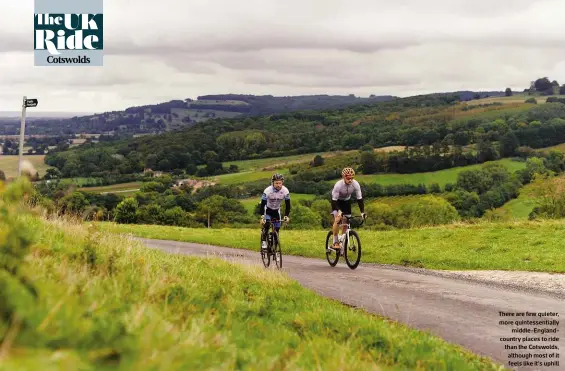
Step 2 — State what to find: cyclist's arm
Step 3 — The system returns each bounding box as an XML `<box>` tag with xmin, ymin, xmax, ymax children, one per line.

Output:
<box><xmin>357</xmin><ymin>198</ymin><xmax>365</xmax><ymax>213</ymax></box>
<box><xmin>331</xmin><ymin>182</ymin><xmax>340</xmax><ymax>212</ymax></box>
<box><xmin>331</xmin><ymin>199</ymin><xmax>339</xmax><ymax>211</ymax></box>
<box><xmin>284</xmin><ymin>192</ymin><xmax>291</xmax><ymax>216</ymax></box>
<box><xmin>260</xmin><ymin>192</ymin><xmax>267</xmax><ymax>214</ymax></box>
<box><xmin>354</xmin><ymin>181</ymin><xmax>364</xmax><ymax>213</ymax></box>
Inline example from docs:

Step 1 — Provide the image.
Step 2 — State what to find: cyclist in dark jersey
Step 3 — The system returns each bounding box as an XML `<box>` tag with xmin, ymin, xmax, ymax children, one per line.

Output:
<box><xmin>259</xmin><ymin>173</ymin><xmax>291</xmax><ymax>250</ymax></box>
<box><xmin>330</xmin><ymin>167</ymin><xmax>366</xmax><ymax>249</ymax></box>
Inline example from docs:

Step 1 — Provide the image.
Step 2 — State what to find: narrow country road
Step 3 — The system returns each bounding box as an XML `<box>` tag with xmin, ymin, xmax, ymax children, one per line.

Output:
<box><xmin>138</xmin><ymin>238</ymin><xmax>565</xmax><ymax>371</ymax></box>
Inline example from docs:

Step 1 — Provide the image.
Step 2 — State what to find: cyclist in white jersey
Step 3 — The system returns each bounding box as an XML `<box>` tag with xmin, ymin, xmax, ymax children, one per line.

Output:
<box><xmin>259</xmin><ymin>173</ymin><xmax>291</xmax><ymax>250</ymax></box>
<box><xmin>331</xmin><ymin>167</ymin><xmax>366</xmax><ymax>249</ymax></box>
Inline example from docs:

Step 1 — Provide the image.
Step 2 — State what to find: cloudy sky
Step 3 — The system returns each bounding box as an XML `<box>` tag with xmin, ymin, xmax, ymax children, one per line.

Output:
<box><xmin>1</xmin><ymin>0</ymin><xmax>564</xmax><ymax>113</ymax></box>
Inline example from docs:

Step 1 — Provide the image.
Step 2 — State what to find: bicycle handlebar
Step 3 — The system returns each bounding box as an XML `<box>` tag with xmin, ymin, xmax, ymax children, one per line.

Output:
<box><xmin>341</xmin><ymin>214</ymin><xmax>366</xmax><ymax>227</ymax></box>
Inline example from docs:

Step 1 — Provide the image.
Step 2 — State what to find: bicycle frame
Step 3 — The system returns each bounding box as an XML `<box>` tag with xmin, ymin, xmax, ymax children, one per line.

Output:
<box><xmin>336</xmin><ymin>215</ymin><xmax>364</xmax><ymax>247</ymax></box>
<box><xmin>262</xmin><ymin>218</ymin><xmax>287</xmax><ymax>247</ymax></box>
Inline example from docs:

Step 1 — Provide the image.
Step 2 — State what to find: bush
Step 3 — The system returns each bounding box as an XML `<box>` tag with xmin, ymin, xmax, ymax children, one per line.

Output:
<box><xmin>393</xmin><ymin>195</ymin><xmax>460</xmax><ymax>228</ymax></box>
<box><xmin>114</xmin><ymin>197</ymin><xmax>138</xmax><ymax>223</ymax></box>
<box><xmin>0</xmin><ymin>178</ymin><xmax>38</xmax><ymax>327</ymax></box>
<box><xmin>528</xmin><ymin>174</ymin><xmax>565</xmax><ymax>219</ymax></box>
<box><xmin>287</xmin><ymin>204</ymin><xmax>321</xmax><ymax>229</ymax></box>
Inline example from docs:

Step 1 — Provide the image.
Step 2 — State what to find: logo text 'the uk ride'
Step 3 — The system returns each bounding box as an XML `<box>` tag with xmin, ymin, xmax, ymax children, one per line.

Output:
<box><xmin>34</xmin><ymin>13</ymin><xmax>103</xmax><ymax>65</ymax></box>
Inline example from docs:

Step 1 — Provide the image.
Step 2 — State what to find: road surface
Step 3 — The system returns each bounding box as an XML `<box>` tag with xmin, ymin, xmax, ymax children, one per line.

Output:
<box><xmin>138</xmin><ymin>238</ymin><xmax>565</xmax><ymax>371</ymax></box>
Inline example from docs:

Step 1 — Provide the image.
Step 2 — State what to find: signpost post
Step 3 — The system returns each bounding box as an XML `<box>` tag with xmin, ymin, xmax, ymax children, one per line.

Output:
<box><xmin>18</xmin><ymin>96</ymin><xmax>38</xmax><ymax>177</ymax></box>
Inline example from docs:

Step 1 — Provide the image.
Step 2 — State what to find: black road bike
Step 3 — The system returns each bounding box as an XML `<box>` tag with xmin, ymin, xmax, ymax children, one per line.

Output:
<box><xmin>260</xmin><ymin>218</ymin><xmax>287</xmax><ymax>269</ymax></box>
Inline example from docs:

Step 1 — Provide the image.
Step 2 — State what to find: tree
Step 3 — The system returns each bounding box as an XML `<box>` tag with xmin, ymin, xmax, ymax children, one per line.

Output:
<box><xmin>560</xmin><ymin>85</ymin><xmax>565</xmax><ymax>95</ymax></box>
<box><xmin>44</xmin><ymin>168</ymin><xmax>62</xmax><ymax>180</ymax></box>
<box><xmin>505</xmin><ymin>88</ymin><xmax>512</xmax><ymax>96</ymax></box>
<box><xmin>311</xmin><ymin>155</ymin><xmax>324</xmax><ymax>167</ymax></box>
<box><xmin>114</xmin><ymin>197</ymin><xmax>138</xmax><ymax>223</ymax></box>
<box><xmin>528</xmin><ymin>173</ymin><xmax>565</xmax><ymax>219</ymax></box>
<box><xmin>59</xmin><ymin>192</ymin><xmax>90</xmax><ymax>215</ymax></box>
<box><xmin>456</xmin><ymin>170</ymin><xmax>493</xmax><ymax>194</ymax></box>
<box><xmin>360</xmin><ymin>151</ymin><xmax>379</xmax><ymax>174</ymax></box>
<box><xmin>534</xmin><ymin>77</ymin><xmax>553</xmax><ymax>95</ymax></box>
<box><xmin>499</xmin><ymin>131</ymin><xmax>520</xmax><ymax>157</ymax></box>
<box><xmin>476</xmin><ymin>140</ymin><xmax>499</xmax><ymax>162</ymax></box>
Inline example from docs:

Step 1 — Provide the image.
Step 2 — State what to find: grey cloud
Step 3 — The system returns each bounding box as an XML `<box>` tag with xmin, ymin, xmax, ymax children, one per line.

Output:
<box><xmin>1</xmin><ymin>0</ymin><xmax>564</xmax><ymax>112</ymax></box>
<box><xmin>244</xmin><ymin>73</ymin><xmax>415</xmax><ymax>89</ymax></box>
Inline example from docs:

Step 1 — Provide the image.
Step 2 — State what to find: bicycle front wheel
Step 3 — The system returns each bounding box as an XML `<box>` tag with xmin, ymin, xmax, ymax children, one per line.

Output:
<box><xmin>325</xmin><ymin>231</ymin><xmax>339</xmax><ymax>267</ymax></box>
<box><xmin>344</xmin><ymin>230</ymin><xmax>361</xmax><ymax>270</ymax></box>
<box><xmin>273</xmin><ymin>232</ymin><xmax>282</xmax><ymax>269</ymax></box>
<box><xmin>260</xmin><ymin>234</ymin><xmax>270</xmax><ymax>268</ymax></box>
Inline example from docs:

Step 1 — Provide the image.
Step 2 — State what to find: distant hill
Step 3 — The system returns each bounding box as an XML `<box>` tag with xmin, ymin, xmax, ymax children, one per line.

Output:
<box><xmin>0</xmin><ymin>91</ymin><xmax>505</xmax><ymax>137</ymax></box>
<box><xmin>0</xmin><ymin>94</ymin><xmax>397</xmax><ymax>136</ymax></box>
<box><xmin>0</xmin><ymin>111</ymin><xmax>93</xmax><ymax>119</ymax></box>
<box><xmin>447</xmin><ymin>91</ymin><xmax>506</xmax><ymax>101</ymax></box>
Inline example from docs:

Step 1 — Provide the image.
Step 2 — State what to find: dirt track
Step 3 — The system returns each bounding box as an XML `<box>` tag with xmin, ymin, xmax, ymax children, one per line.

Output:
<box><xmin>138</xmin><ymin>238</ymin><xmax>565</xmax><ymax>371</ymax></box>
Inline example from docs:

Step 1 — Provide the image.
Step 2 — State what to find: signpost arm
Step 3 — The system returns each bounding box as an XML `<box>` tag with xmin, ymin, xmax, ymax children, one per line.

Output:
<box><xmin>18</xmin><ymin>96</ymin><xmax>27</xmax><ymax>177</ymax></box>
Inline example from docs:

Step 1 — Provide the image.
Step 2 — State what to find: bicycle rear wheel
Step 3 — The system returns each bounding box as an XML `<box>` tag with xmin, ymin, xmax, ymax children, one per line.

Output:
<box><xmin>273</xmin><ymin>231</ymin><xmax>282</xmax><ymax>269</ymax></box>
<box><xmin>325</xmin><ymin>231</ymin><xmax>339</xmax><ymax>267</ymax></box>
<box><xmin>344</xmin><ymin>230</ymin><xmax>361</xmax><ymax>270</ymax></box>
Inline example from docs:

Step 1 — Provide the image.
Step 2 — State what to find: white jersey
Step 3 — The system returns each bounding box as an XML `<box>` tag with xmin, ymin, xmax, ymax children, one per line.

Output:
<box><xmin>331</xmin><ymin>179</ymin><xmax>362</xmax><ymax>201</ymax></box>
<box><xmin>262</xmin><ymin>185</ymin><xmax>290</xmax><ymax>210</ymax></box>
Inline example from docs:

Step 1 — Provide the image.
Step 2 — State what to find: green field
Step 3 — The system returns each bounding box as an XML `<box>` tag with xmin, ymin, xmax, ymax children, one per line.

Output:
<box><xmin>465</xmin><ymin>94</ymin><xmax>558</xmax><ymax>106</ymax></box>
<box><xmin>544</xmin><ymin>142</ymin><xmax>565</xmax><ymax>153</ymax></box>
<box><xmin>211</xmin><ymin>169</ymin><xmax>292</xmax><ymax>185</ymax></box>
<box><xmin>98</xmin><ymin>219</ymin><xmax>565</xmax><ymax>273</ymax></box>
<box><xmin>2</xmin><ymin>180</ymin><xmax>503</xmax><ymax>370</ymax></box>
<box><xmin>222</xmin><ymin>152</ymin><xmax>330</xmax><ymax>171</ymax></box>
<box><xmin>219</xmin><ymin>146</ymin><xmax>407</xmax><ymax>173</ymax></box>
<box><xmin>79</xmin><ymin>181</ymin><xmax>142</xmax><ymax>194</ymax></box>
<box><xmin>0</xmin><ymin>155</ymin><xmax>52</xmax><ymax>178</ymax></box>
<box><xmin>494</xmin><ymin>183</ymin><xmax>538</xmax><ymax>220</ymax></box>
<box><xmin>212</xmin><ymin>157</ymin><xmax>526</xmax><ymax>187</ymax></box>
<box><xmin>352</xmin><ymin>159</ymin><xmax>526</xmax><ymax>186</ymax></box>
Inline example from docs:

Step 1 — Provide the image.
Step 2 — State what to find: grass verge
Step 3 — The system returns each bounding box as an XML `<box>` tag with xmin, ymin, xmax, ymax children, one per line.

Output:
<box><xmin>97</xmin><ymin>220</ymin><xmax>565</xmax><ymax>273</ymax></box>
<box><xmin>0</xmin><ymin>182</ymin><xmax>505</xmax><ymax>370</ymax></box>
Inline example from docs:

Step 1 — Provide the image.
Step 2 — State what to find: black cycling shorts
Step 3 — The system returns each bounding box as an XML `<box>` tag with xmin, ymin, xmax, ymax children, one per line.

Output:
<box><xmin>336</xmin><ymin>199</ymin><xmax>352</xmax><ymax>215</ymax></box>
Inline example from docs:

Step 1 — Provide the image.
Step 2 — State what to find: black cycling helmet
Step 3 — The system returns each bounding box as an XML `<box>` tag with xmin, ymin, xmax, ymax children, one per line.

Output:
<box><xmin>271</xmin><ymin>173</ymin><xmax>285</xmax><ymax>183</ymax></box>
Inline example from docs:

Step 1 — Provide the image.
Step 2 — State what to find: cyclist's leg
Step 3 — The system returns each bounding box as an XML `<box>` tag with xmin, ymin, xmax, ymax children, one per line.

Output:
<box><xmin>261</xmin><ymin>212</ymin><xmax>271</xmax><ymax>249</ymax></box>
<box><xmin>264</xmin><ymin>208</ymin><xmax>280</xmax><ymax>235</ymax></box>
<box><xmin>341</xmin><ymin>200</ymin><xmax>352</xmax><ymax>235</ymax></box>
<box><xmin>273</xmin><ymin>209</ymin><xmax>282</xmax><ymax>234</ymax></box>
<box><xmin>331</xmin><ymin>200</ymin><xmax>345</xmax><ymax>247</ymax></box>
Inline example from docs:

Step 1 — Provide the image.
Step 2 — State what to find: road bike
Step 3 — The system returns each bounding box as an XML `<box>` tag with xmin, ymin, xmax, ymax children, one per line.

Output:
<box><xmin>260</xmin><ymin>218</ymin><xmax>287</xmax><ymax>269</ymax></box>
<box><xmin>325</xmin><ymin>214</ymin><xmax>365</xmax><ymax>270</ymax></box>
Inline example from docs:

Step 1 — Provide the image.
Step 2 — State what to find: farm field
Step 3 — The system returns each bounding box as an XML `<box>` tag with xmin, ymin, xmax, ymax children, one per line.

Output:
<box><xmin>464</xmin><ymin>94</ymin><xmax>558</xmax><ymax>106</ymax></box>
<box><xmin>346</xmin><ymin>159</ymin><xmax>526</xmax><ymax>187</ymax></box>
<box><xmin>79</xmin><ymin>181</ymin><xmax>143</xmax><ymax>194</ymax></box>
<box><xmin>0</xmin><ymin>154</ymin><xmax>51</xmax><ymax>178</ymax></box>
